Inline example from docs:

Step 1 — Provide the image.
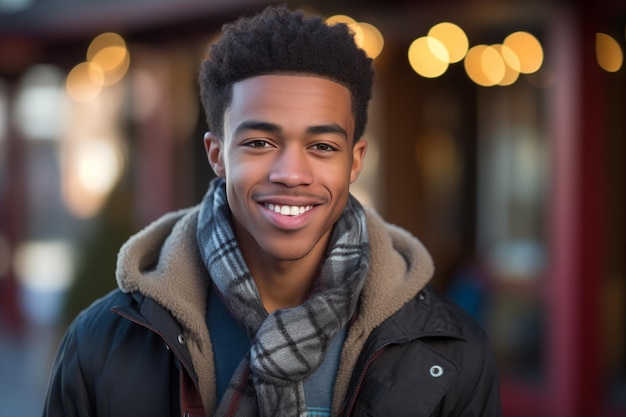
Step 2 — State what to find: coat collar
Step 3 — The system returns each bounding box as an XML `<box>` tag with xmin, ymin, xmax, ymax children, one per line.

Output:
<box><xmin>379</xmin><ymin>285</ymin><xmax>466</xmax><ymax>343</ymax></box>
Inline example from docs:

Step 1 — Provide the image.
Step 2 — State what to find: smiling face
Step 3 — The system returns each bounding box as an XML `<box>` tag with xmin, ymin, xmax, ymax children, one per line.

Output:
<box><xmin>205</xmin><ymin>74</ymin><xmax>367</xmax><ymax>267</ymax></box>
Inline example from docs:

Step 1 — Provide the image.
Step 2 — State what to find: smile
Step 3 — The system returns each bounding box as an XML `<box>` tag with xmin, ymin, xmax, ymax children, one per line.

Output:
<box><xmin>265</xmin><ymin>203</ymin><xmax>313</xmax><ymax>216</ymax></box>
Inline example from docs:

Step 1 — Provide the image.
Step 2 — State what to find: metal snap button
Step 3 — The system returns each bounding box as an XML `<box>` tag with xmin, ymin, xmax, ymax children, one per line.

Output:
<box><xmin>177</xmin><ymin>334</ymin><xmax>186</xmax><ymax>345</ymax></box>
<box><xmin>430</xmin><ymin>365</ymin><xmax>444</xmax><ymax>377</ymax></box>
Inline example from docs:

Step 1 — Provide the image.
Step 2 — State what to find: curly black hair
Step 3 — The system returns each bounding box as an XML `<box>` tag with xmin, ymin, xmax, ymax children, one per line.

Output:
<box><xmin>198</xmin><ymin>5</ymin><xmax>375</xmax><ymax>143</ymax></box>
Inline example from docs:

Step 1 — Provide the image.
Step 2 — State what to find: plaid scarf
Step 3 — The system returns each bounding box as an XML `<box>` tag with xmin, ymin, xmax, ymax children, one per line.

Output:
<box><xmin>196</xmin><ymin>178</ymin><xmax>369</xmax><ymax>417</ymax></box>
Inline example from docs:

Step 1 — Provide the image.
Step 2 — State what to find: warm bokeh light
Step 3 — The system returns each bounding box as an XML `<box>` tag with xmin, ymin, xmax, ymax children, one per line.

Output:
<box><xmin>427</xmin><ymin>36</ymin><xmax>450</xmax><ymax>63</ymax></box>
<box><xmin>66</xmin><ymin>32</ymin><xmax>130</xmax><ymax>101</ymax></box>
<box><xmin>61</xmin><ymin>135</ymin><xmax>125</xmax><ymax>218</ymax></box>
<box><xmin>357</xmin><ymin>22</ymin><xmax>384</xmax><ymax>59</ymax></box>
<box><xmin>88</xmin><ymin>32</ymin><xmax>130</xmax><ymax>85</ymax></box>
<box><xmin>408</xmin><ymin>36</ymin><xmax>449</xmax><ymax>78</ymax></box>
<box><xmin>327</xmin><ymin>15</ymin><xmax>384</xmax><ymax>59</ymax></box>
<box><xmin>503</xmin><ymin>31</ymin><xmax>543</xmax><ymax>74</ymax></box>
<box><xmin>407</xmin><ymin>26</ymin><xmax>542</xmax><ymax>86</ymax></box>
<box><xmin>66</xmin><ymin>62</ymin><xmax>104</xmax><ymax>102</ymax></box>
<box><xmin>481</xmin><ymin>46</ymin><xmax>506</xmax><ymax>84</ymax></box>
<box><xmin>428</xmin><ymin>22</ymin><xmax>469</xmax><ymax>63</ymax></box>
<box><xmin>325</xmin><ymin>14</ymin><xmax>357</xmax><ymax>26</ymax></box>
<box><xmin>75</xmin><ymin>139</ymin><xmax>123</xmax><ymax>194</ymax></box>
<box><xmin>465</xmin><ymin>45</ymin><xmax>495</xmax><ymax>86</ymax></box>
<box><xmin>91</xmin><ymin>45</ymin><xmax>130</xmax><ymax>85</ymax></box>
<box><xmin>87</xmin><ymin>32</ymin><xmax>126</xmax><ymax>61</ymax></box>
<box><xmin>326</xmin><ymin>14</ymin><xmax>364</xmax><ymax>48</ymax></box>
<box><xmin>496</xmin><ymin>43</ymin><xmax>521</xmax><ymax>72</ymax></box>
<box><xmin>493</xmin><ymin>44</ymin><xmax>520</xmax><ymax>86</ymax></box>
<box><xmin>595</xmin><ymin>33</ymin><xmax>623</xmax><ymax>72</ymax></box>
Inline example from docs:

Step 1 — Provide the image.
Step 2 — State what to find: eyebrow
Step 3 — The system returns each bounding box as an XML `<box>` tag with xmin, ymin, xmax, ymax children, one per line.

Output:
<box><xmin>233</xmin><ymin>120</ymin><xmax>348</xmax><ymax>141</ymax></box>
<box><xmin>306</xmin><ymin>124</ymin><xmax>348</xmax><ymax>141</ymax></box>
<box><xmin>233</xmin><ymin>120</ymin><xmax>281</xmax><ymax>137</ymax></box>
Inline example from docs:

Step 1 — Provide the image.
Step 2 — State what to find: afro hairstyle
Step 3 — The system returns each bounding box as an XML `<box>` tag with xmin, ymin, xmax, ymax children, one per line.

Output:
<box><xmin>198</xmin><ymin>4</ymin><xmax>375</xmax><ymax>143</ymax></box>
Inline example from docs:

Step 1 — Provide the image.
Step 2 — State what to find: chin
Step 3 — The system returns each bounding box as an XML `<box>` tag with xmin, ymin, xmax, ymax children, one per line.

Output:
<box><xmin>270</xmin><ymin>250</ymin><xmax>310</xmax><ymax>263</ymax></box>
<box><xmin>263</xmin><ymin>243</ymin><xmax>315</xmax><ymax>262</ymax></box>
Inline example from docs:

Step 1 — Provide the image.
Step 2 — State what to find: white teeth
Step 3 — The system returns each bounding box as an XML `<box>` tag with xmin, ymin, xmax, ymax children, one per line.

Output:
<box><xmin>265</xmin><ymin>203</ymin><xmax>312</xmax><ymax>216</ymax></box>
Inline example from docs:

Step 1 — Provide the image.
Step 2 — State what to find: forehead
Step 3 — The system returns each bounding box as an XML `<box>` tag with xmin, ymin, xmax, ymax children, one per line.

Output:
<box><xmin>225</xmin><ymin>74</ymin><xmax>354</xmax><ymax>133</ymax></box>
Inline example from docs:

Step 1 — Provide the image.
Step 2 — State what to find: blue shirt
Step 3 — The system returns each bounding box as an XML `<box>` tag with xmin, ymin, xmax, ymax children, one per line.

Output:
<box><xmin>206</xmin><ymin>286</ymin><xmax>346</xmax><ymax>416</ymax></box>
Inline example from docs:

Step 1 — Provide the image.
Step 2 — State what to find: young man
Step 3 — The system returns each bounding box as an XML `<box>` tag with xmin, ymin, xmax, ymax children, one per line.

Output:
<box><xmin>43</xmin><ymin>5</ymin><xmax>501</xmax><ymax>417</ymax></box>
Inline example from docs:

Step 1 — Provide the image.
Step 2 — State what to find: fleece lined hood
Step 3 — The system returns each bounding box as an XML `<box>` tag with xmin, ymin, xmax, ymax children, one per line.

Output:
<box><xmin>115</xmin><ymin>203</ymin><xmax>434</xmax><ymax>414</ymax></box>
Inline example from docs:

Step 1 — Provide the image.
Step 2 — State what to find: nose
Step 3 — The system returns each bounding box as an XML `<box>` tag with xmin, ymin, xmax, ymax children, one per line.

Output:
<box><xmin>268</xmin><ymin>145</ymin><xmax>313</xmax><ymax>187</ymax></box>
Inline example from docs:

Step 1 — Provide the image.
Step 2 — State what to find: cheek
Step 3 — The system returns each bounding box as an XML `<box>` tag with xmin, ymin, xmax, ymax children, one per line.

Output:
<box><xmin>225</xmin><ymin>150</ymin><xmax>267</xmax><ymax>176</ymax></box>
<box><xmin>226</xmin><ymin>160</ymin><xmax>261</xmax><ymax>190</ymax></box>
<box><xmin>321</xmin><ymin>162</ymin><xmax>353</xmax><ymax>188</ymax></box>
<box><xmin>224</xmin><ymin>168</ymin><xmax>261</xmax><ymax>214</ymax></box>
<box><xmin>322</xmin><ymin>171</ymin><xmax>352</xmax><ymax>205</ymax></box>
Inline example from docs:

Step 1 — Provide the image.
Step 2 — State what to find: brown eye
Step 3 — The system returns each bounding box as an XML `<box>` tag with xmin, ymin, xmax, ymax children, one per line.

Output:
<box><xmin>311</xmin><ymin>143</ymin><xmax>337</xmax><ymax>152</ymax></box>
<box><xmin>245</xmin><ymin>139</ymin><xmax>271</xmax><ymax>148</ymax></box>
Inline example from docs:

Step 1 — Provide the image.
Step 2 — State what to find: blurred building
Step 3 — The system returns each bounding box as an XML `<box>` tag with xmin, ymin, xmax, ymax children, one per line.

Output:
<box><xmin>0</xmin><ymin>0</ymin><xmax>624</xmax><ymax>416</ymax></box>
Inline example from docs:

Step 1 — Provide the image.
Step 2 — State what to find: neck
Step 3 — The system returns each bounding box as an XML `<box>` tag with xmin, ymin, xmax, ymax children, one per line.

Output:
<box><xmin>231</xmin><ymin>216</ymin><xmax>331</xmax><ymax>314</ymax></box>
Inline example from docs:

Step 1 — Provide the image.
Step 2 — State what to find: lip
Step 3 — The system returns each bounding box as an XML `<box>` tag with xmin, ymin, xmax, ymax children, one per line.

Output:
<box><xmin>256</xmin><ymin>192</ymin><xmax>324</xmax><ymax>206</ymax></box>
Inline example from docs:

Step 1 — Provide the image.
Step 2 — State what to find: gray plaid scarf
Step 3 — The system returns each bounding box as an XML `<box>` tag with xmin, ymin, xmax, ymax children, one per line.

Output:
<box><xmin>197</xmin><ymin>178</ymin><xmax>369</xmax><ymax>417</ymax></box>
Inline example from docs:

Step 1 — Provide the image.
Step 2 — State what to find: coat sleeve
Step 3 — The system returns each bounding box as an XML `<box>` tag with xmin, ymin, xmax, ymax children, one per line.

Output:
<box><xmin>42</xmin><ymin>322</ymin><xmax>95</xmax><ymax>417</ymax></box>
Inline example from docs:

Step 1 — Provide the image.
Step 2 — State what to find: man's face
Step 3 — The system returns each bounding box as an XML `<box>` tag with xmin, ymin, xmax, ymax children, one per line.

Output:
<box><xmin>205</xmin><ymin>74</ymin><xmax>367</xmax><ymax>265</ymax></box>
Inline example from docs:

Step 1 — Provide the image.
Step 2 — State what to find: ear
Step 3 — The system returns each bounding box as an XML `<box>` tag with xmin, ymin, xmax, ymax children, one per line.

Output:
<box><xmin>349</xmin><ymin>139</ymin><xmax>368</xmax><ymax>184</ymax></box>
<box><xmin>204</xmin><ymin>132</ymin><xmax>226</xmax><ymax>178</ymax></box>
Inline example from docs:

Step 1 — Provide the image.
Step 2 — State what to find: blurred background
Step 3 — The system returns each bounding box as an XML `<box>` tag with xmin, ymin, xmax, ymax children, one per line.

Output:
<box><xmin>0</xmin><ymin>0</ymin><xmax>624</xmax><ymax>416</ymax></box>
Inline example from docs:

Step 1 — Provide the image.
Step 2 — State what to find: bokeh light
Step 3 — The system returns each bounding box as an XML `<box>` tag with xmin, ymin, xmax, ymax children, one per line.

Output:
<box><xmin>326</xmin><ymin>15</ymin><xmax>383</xmax><ymax>59</ymax></box>
<box><xmin>595</xmin><ymin>32</ymin><xmax>623</xmax><ymax>72</ymax></box>
<box><xmin>408</xmin><ymin>36</ymin><xmax>449</xmax><ymax>78</ymax></box>
<box><xmin>62</xmin><ymin>137</ymin><xmax>125</xmax><ymax>218</ymax></box>
<box><xmin>91</xmin><ymin>45</ymin><xmax>130</xmax><ymax>85</ymax></box>
<box><xmin>326</xmin><ymin>15</ymin><xmax>364</xmax><ymax>47</ymax></box>
<box><xmin>325</xmin><ymin>14</ymin><xmax>357</xmax><ymax>26</ymax></box>
<box><xmin>66</xmin><ymin>62</ymin><xmax>104</xmax><ymax>102</ymax></box>
<box><xmin>66</xmin><ymin>32</ymin><xmax>129</xmax><ymax>102</ymax></box>
<box><xmin>493</xmin><ymin>44</ymin><xmax>520</xmax><ymax>86</ymax></box>
<box><xmin>428</xmin><ymin>22</ymin><xmax>469</xmax><ymax>63</ymax></box>
<box><xmin>465</xmin><ymin>45</ymin><xmax>494</xmax><ymax>86</ymax></box>
<box><xmin>75</xmin><ymin>139</ymin><xmax>122</xmax><ymax>194</ymax></box>
<box><xmin>14</xmin><ymin>65</ymin><xmax>64</xmax><ymax>140</ymax></box>
<box><xmin>358</xmin><ymin>22</ymin><xmax>384</xmax><ymax>59</ymax></box>
<box><xmin>86</xmin><ymin>32</ymin><xmax>126</xmax><ymax>61</ymax></box>
<box><xmin>503</xmin><ymin>31</ymin><xmax>543</xmax><ymax>74</ymax></box>
<box><xmin>13</xmin><ymin>240</ymin><xmax>74</xmax><ymax>292</ymax></box>
<box><xmin>481</xmin><ymin>45</ymin><xmax>506</xmax><ymax>85</ymax></box>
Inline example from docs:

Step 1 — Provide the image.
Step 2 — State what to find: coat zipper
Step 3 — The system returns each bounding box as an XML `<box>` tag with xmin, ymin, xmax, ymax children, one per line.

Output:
<box><xmin>111</xmin><ymin>308</ymin><xmax>206</xmax><ymax>416</ymax></box>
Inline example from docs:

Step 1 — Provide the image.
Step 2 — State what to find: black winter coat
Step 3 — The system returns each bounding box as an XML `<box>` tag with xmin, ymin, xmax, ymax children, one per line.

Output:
<box><xmin>42</xmin><ymin>284</ymin><xmax>500</xmax><ymax>417</ymax></box>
